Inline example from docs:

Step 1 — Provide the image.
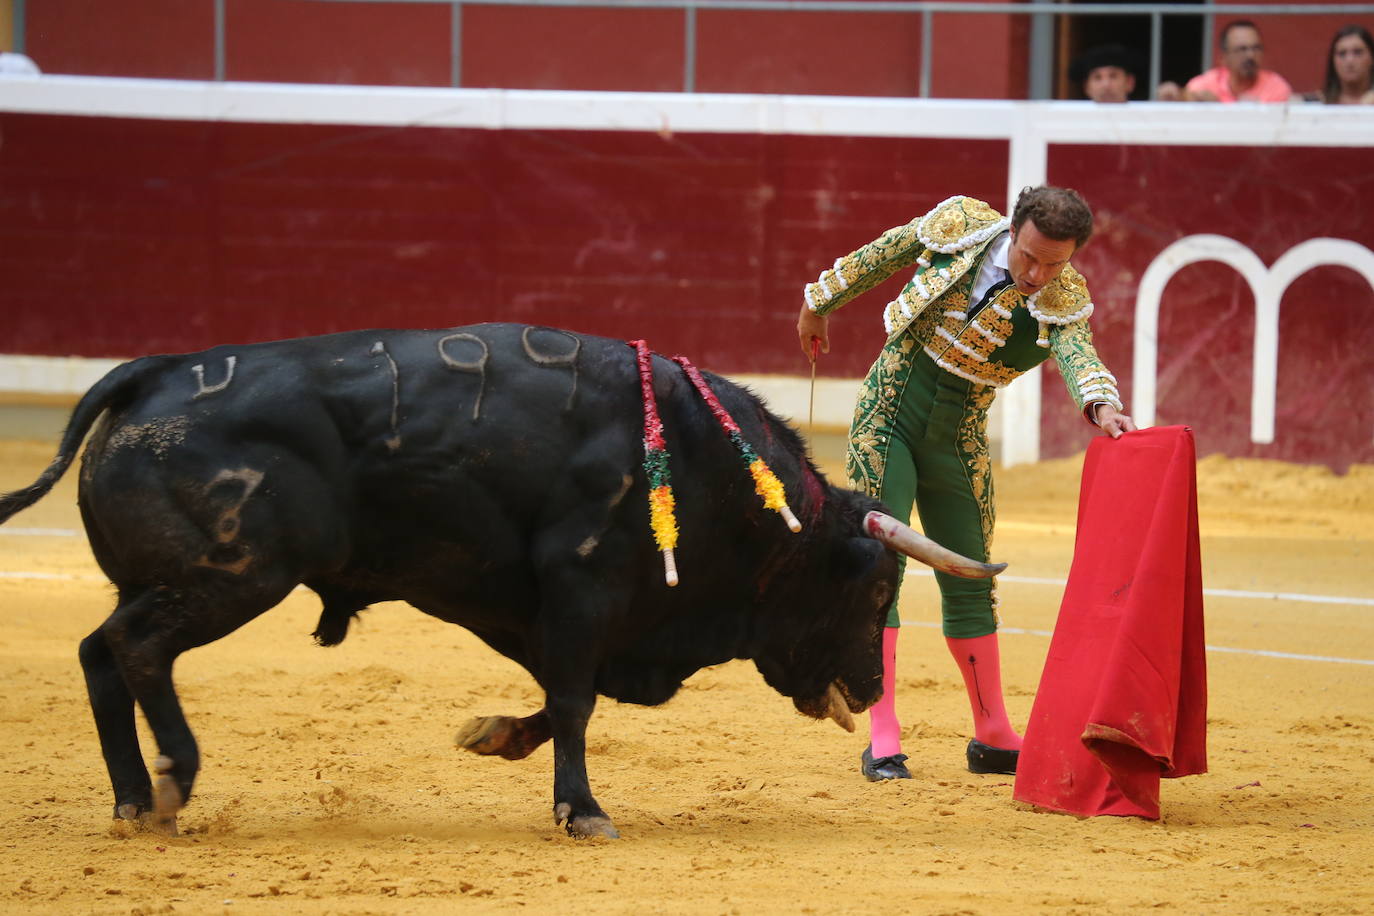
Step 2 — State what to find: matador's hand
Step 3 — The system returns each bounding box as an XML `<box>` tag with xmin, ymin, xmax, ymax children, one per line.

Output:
<box><xmin>1094</xmin><ymin>403</ymin><xmax>1138</xmax><ymax>439</ymax></box>
<box><xmin>798</xmin><ymin>306</ymin><xmax>829</xmax><ymax>361</ymax></box>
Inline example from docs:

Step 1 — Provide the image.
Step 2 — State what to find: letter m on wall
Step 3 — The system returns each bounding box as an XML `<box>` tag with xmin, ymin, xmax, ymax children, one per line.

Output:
<box><xmin>1134</xmin><ymin>236</ymin><xmax>1374</xmax><ymax>445</ymax></box>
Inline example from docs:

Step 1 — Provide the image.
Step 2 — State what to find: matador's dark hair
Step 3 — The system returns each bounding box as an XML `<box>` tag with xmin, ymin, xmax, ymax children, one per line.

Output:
<box><xmin>1010</xmin><ymin>185</ymin><xmax>1094</xmax><ymax>248</ymax></box>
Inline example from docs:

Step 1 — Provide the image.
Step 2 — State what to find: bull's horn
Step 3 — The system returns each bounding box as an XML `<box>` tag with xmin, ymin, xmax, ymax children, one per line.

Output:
<box><xmin>823</xmin><ymin>683</ymin><xmax>855</xmax><ymax>733</ymax></box>
<box><xmin>863</xmin><ymin>511</ymin><xmax>1007</xmax><ymax>579</ymax></box>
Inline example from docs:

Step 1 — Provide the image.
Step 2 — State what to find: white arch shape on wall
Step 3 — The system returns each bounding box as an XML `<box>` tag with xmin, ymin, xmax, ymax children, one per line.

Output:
<box><xmin>1134</xmin><ymin>236</ymin><xmax>1374</xmax><ymax>445</ymax></box>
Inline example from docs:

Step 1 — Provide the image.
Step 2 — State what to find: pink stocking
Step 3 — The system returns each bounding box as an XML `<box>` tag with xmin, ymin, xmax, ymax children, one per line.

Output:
<box><xmin>946</xmin><ymin>633</ymin><xmax>1022</xmax><ymax>750</ymax></box>
<box><xmin>868</xmin><ymin>626</ymin><xmax>902</xmax><ymax>758</ymax></box>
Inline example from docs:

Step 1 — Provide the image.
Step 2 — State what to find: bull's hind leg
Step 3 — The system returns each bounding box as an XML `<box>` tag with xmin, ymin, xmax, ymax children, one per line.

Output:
<box><xmin>80</xmin><ymin>588</ymin><xmax>206</xmax><ymax>834</ymax></box>
<box><xmin>79</xmin><ymin>622</ymin><xmax>153</xmax><ymax>821</ymax></box>
<box><xmin>83</xmin><ymin>580</ymin><xmax>294</xmax><ymax>833</ymax></box>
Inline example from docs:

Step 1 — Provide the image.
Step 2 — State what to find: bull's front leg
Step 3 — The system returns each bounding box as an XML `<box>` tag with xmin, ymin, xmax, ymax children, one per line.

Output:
<box><xmin>545</xmin><ymin>689</ymin><xmax>618</xmax><ymax>839</ymax></box>
<box><xmin>528</xmin><ymin>515</ymin><xmax>633</xmax><ymax>838</ymax></box>
<box><xmin>533</xmin><ymin>581</ymin><xmax>619</xmax><ymax>839</ymax></box>
<box><xmin>454</xmin><ymin>709</ymin><xmax>551</xmax><ymax>759</ymax></box>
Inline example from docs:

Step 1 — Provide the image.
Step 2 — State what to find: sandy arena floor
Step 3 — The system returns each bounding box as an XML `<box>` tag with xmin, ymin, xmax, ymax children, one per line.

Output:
<box><xmin>1</xmin><ymin>435</ymin><xmax>1372</xmax><ymax>915</ymax></box>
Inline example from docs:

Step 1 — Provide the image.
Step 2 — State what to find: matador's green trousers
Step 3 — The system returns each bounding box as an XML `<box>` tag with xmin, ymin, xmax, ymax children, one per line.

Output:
<box><xmin>845</xmin><ymin>330</ymin><xmax>1000</xmax><ymax>636</ymax></box>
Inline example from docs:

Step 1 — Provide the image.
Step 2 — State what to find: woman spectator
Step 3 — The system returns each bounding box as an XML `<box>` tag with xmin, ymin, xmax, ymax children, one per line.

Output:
<box><xmin>1310</xmin><ymin>24</ymin><xmax>1374</xmax><ymax>103</ymax></box>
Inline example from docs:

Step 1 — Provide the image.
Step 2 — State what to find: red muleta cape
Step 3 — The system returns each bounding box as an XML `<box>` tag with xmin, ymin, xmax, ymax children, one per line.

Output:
<box><xmin>1013</xmin><ymin>424</ymin><xmax>1208</xmax><ymax>818</ymax></box>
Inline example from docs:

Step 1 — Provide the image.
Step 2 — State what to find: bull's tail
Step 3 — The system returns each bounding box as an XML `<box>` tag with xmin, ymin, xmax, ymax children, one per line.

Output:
<box><xmin>0</xmin><ymin>356</ymin><xmax>172</xmax><ymax>525</ymax></box>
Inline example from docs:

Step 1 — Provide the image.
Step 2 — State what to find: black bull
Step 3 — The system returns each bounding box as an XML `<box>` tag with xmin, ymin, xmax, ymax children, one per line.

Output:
<box><xmin>0</xmin><ymin>323</ymin><xmax>1003</xmax><ymax>838</ymax></box>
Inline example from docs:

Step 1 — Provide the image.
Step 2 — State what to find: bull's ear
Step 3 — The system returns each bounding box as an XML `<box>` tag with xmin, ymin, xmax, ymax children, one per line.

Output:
<box><xmin>835</xmin><ymin>536</ymin><xmax>884</xmax><ymax>580</ymax></box>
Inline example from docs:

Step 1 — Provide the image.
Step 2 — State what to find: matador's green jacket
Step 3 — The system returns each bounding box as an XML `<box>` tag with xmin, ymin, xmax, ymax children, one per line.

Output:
<box><xmin>804</xmin><ymin>195</ymin><xmax>1123</xmax><ymax>415</ymax></box>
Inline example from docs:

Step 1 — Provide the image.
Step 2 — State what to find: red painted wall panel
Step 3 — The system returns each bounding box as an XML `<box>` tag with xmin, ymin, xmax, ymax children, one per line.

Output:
<box><xmin>24</xmin><ymin>0</ymin><xmax>214</xmax><ymax>80</ymax></box>
<box><xmin>1048</xmin><ymin>144</ymin><xmax>1374</xmax><ymax>469</ymax></box>
<box><xmin>0</xmin><ymin>113</ymin><xmax>1006</xmax><ymax>379</ymax></box>
<box><xmin>16</xmin><ymin>0</ymin><xmax>1033</xmax><ymax>98</ymax></box>
<box><xmin>929</xmin><ymin>9</ymin><xmax>1031</xmax><ymax>100</ymax></box>
<box><xmin>18</xmin><ymin>0</ymin><xmax>1348</xmax><ymax>99</ymax></box>
<box><xmin>696</xmin><ymin>10</ymin><xmax>922</xmax><ymax>97</ymax></box>
<box><xmin>226</xmin><ymin>0</ymin><xmax>451</xmax><ymax>86</ymax></box>
<box><xmin>7</xmin><ymin>110</ymin><xmax>1369</xmax><ymax>466</ymax></box>
<box><xmin>459</xmin><ymin>6</ymin><xmax>684</xmax><ymax>92</ymax></box>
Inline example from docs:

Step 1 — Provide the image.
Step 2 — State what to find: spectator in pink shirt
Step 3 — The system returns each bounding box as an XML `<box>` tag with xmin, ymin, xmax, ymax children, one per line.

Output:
<box><xmin>1158</xmin><ymin>21</ymin><xmax>1293</xmax><ymax>102</ymax></box>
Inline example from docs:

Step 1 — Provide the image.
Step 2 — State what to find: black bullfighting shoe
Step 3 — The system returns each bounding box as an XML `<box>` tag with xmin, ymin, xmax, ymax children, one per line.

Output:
<box><xmin>860</xmin><ymin>746</ymin><xmax>911</xmax><ymax>782</ymax></box>
<box><xmin>966</xmin><ymin>738</ymin><xmax>1019</xmax><ymax>775</ymax></box>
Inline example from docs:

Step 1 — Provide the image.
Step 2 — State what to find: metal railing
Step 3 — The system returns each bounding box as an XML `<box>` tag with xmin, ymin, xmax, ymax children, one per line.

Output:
<box><xmin>16</xmin><ymin>0</ymin><xmax>1374</xmax><ymax>98</ymax></box>
<box><xmin>312</xmin><ymin>0</ymin><xmax>1374</xmax><ymax>98</ymax></box>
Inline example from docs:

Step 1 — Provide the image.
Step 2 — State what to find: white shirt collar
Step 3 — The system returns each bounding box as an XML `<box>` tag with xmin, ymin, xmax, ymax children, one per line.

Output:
<box><xmin>968</xmin><ymin>230</ymin><xmax>1013</xmax><ymax>308</ymax></box>
<box><xmin>988</xmin><ymin>230</ymin><xmax>1011</xmax><ymax>272</ymax></box>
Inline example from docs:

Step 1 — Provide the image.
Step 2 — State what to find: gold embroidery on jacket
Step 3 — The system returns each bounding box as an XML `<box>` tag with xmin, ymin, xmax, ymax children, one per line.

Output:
<box><xmin>957</xmin><ymin>384</ymin><xmax>998</xmax><ymax>552</ymax></box>
<box><xmin>1029</xmin><ymin>265</ymin><xmax>1092</xmax><ymax>321</ymax></box>
<box><xmin>807</xmin><ymin>222</ymin><xmax>926</xmax><ymax>316</ymax></box>
<box><xmin>1050</xmin><ymin>321</ymin><xmax>1119</xmax><ymax>413</ymax></box>
<box><xmin>956</xmin><ymin>383</ymin><xmax>999</xmax><ymax>619</ymax></box>
<box><xmin>918</xmin><ymin>197</ymin><xmax>1007</xmax><ymax>251</ymax></box>
<box><xmin>845</xmin><ymin>336</ymin><xmax>916</xmax><ymax>498</ymax></box>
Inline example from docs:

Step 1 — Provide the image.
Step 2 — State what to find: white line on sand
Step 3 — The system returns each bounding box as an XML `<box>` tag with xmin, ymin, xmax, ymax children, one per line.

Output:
<box><xmin>14</xmin><ymin>528</ymin><xmax>1374</xmax><ymax>608</ymax></box>
<box><xmin>1</xmin><ymin>566</ymin><xmax>1368</xmax><ymax>665</ymax></box>
<box><xmin>0</xmin><ymin>528</ymin><xmax>82</xmax><ymax>537</ymax></box>
<box><xmin>905</xmin><ymin>568</ymin><xmax>1374</xmax><ymax>608</ymax></box>
<box><xmin>898</xmin><ymin>621</ymin><xmax>1374</xmax><ymax>666</ymax></box>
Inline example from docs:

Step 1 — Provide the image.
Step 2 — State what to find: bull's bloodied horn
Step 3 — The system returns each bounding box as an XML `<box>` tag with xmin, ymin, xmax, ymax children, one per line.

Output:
<box><xmin>824</xmin><ymin>683</ymin><xmax>855</xmax><ymax>733</ymax></box>
<box><xmin>863</xmin><ymin>511</ymin><xmax>1007</xmax><ymax>579</ymax></box>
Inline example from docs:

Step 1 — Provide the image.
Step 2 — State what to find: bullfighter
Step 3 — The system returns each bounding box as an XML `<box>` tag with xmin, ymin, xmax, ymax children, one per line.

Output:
<box><xmin>796</xmin><ymin>186</ymin><xmax>1137</xmax><ymax>780</ymax></box>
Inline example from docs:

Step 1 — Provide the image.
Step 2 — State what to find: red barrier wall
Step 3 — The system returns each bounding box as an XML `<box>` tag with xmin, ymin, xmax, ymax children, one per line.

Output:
<box><xmin>18</xmin><ymin>0</ymin><xmax>1351</xmax><ymax>98</ymax></box>
<box><xmin>0</xmin><ymin>112</ymin><xmax>1006</xmax><ymax>375</ymax></box>
<box><xmin>930</xmin><ymin>10</ymin><xmax>1031</xmax><ymax>100</ymax></box>
<box><xmin>227</xmin><ymin>0</ymin><xmax>452</xmax><ymax>86</ymax></box>
<box><xmin>3</xmin><ymin>112</ymin><xmax>1370</xmax><ymax>468</ymax></box>
<box><xmin>462</xmin><ymin>6</ymin><xmax>684</xmax><ymax>92</ymax></box>
<box><xmin>1047</xmin><ymin>144</ymin><xmax>1374</xmax><ymax>468</ymax></box>
<box><xmin>694</xmin><ymin>10</ymin><xmax>923</xmax><ymax>97</ymax></box>
<box><xmin>17</xmin><ymin>0</ymin><xmax>1035</xmax><ymax>98</ymax></box>
<box><xmin>25</xmin><ymin>0</ymin><xmax>215</xmax><ymax>81</ymax></box>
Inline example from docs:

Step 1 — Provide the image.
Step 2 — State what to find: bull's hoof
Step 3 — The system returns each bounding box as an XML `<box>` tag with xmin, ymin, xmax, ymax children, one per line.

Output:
<box><xmin>455</xmin><ymin>716</ymin><xmax>518</xmax><ymax>756</ymax></box>
<box><xmin>454</xmin><ymin>715</ymin><xmax>546</xmax><ymax>760</ymax></box>
<box><xmin>568</xmin><ymin>816</ymin><xmax>620</xmax><ymax>840</ymax></box>
<box><xmin>554</xmin><ymin>802</ymin><xmax>620</xmax><ymax>839</ymax></box>
<box><xmin>114</xmin><ymin>803</ymin><xmax>144</xmax><ymax>822</ymax></box>
<box><xmin>113</xmin><ymin>803</ymin><xmax>167</xmax><ymax>835</ymax></box>
<box><xmin>150</xmin><ymin>756</ymin><xmax>183</xmax><ymax>836</ymax></box>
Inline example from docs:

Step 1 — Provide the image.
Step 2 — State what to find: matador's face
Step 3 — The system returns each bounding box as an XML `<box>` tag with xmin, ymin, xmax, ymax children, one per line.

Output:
<box><xmin>1007</xmin><ymin>222</ymin><xmax>1077</xmax><ymax>296</ymax></box>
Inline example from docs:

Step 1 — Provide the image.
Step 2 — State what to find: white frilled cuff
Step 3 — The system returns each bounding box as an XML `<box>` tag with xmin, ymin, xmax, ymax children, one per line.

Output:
<box><xmin>804</xmin><ymin>258</ymin><xmax>853</xmax><ymax>313</ymax></box>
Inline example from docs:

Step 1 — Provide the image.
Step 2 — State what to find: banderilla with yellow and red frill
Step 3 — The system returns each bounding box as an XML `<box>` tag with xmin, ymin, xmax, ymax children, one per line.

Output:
<box><xmin>630</xmin><ymin>340</ymin><xmax>801</xmax><ymax>587</ymax></box>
